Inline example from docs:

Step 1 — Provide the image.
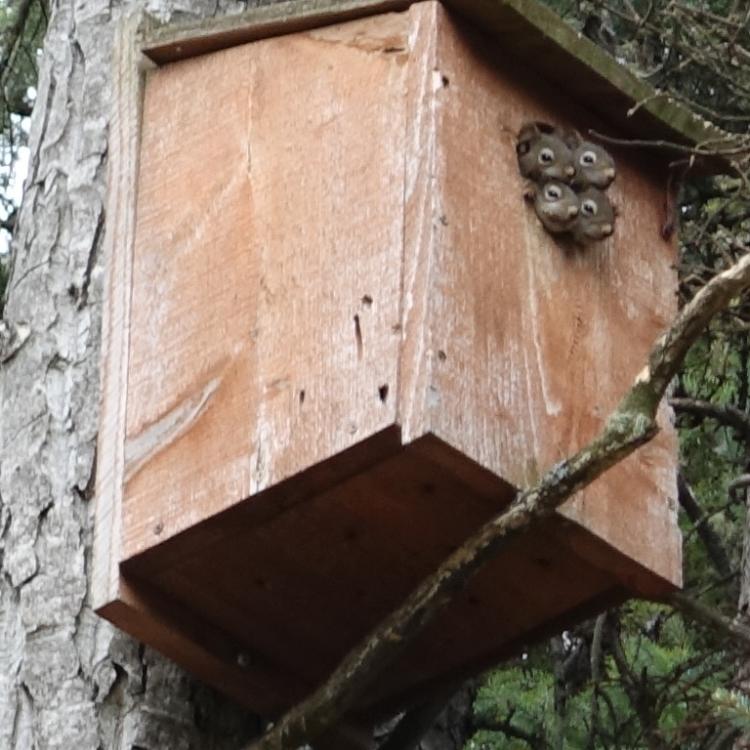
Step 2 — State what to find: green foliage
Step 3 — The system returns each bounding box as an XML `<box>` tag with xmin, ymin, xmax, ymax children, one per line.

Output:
<box><xmin>713</xmin><ymin>688</ymin><xmax>750</xmax><ymax>733</ymax></box>
<box><xmin>0</xmin><ymin>0</ymin><xmax>46</xmax><ymax>231</ymax></box>
<box><xmin>470</xmin><ymin>605</ymin><xmax>737</xmax><ymax>749</ymax></box>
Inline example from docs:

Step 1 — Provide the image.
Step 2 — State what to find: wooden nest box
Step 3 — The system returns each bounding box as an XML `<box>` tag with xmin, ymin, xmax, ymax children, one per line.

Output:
<box><xmin>94</xmin><ymin>0</ymin><xmax>718</xmax><ymax>720</ymax></box>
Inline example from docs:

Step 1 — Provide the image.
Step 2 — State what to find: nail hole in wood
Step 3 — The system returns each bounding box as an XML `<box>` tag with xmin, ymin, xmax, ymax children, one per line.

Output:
<box><xmin>441</xmin><ymin>74</ymin><xmax>449</xmax><ymax>87</ymax></box>
<box><xmin>299</xmin><ymin>389</ymin><xmax>305</xmax><ymax>405</ymax></box>
<box><xmin>354</xmin><ymin>314</ymin><xmax>363</xmax><ymax>359</ymax></box>
<box><xmin>378</xmin><ymin>384</ymin><xmax>389</xmax><ymax>403</ymax></box>
<box><xmin>361</xmin><ymin>294</ymin><xmax>373</xmax><ymax>307</ymax></box>
<box><xmin>437</xmin><ymin>349</ymin><xmax>447</xmax><ymax>362</ymax></box>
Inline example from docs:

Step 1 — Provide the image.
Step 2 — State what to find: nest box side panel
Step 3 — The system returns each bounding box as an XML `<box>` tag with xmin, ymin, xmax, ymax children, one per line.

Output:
<box><xmin>403</xmin><ymin>6</ymin><xmax>680</xmax><ymax>588</ymax></box>
<box><xmin>122</xmin><ymin>12</ymin><xmax>413</xmax><ymax>561</ymax></box>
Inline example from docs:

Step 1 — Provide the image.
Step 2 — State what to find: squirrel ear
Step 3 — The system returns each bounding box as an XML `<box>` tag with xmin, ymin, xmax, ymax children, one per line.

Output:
<box><xmin>562</xmin><ymin>129</ymin><xmax>582</xmax><ymax>148</ymax></box>
<box><xmin>518</xmin><ymin>122</ymin><xmax>541</xmax><ymax>142</ymax></box>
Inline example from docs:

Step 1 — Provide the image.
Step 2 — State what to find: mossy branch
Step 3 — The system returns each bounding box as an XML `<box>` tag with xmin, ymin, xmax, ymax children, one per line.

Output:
<box><xmin>243</xmin><ymin>252</ymin><xmax>750</xmax><ymax>750</ymax></box>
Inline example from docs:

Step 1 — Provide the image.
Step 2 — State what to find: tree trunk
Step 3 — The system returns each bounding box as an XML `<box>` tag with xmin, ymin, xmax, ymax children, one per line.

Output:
<box><xmin>0</xmin><ymin>0</ymin><xmax>273</xmax><ymax>746</ymax></box>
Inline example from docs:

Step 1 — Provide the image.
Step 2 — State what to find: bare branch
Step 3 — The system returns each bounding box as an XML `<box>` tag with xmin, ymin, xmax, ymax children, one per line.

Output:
<box><xmin>670</xmin><ymin>397</ymin><xmax>750</xmax><ymax>441</ymax></box>
<box><xmin>244</xmin><ymin>252</ymin><xmax>750</xmax><ymax>750</ymax></box>
<box><xmin>588</xmin><ymin>614</ymin><xmax>607</xmax><ymax>750</ymax></box>
<box><xmin>677</xmin><ymin>471</ymin><xmax>733</xmax><ymax>578</ymax></box>
<box><xmin>376</xmin><ymin>688</ymin><xmax>456</xmax><ymax>750</ymax></box>
<box><xmin>666</xmin><ymin>592</ymin><xmax>750</xmax><ymax>651</ymax></box>
<box><xmin>609</xmin><ymin>625</ymin><xmax>664</xmax><ymax>750</ymax></box>
<box><xmin>729</xmin><ymin>474</ymin><xmax>750</xmax><ymax>502</ymax></box>
<box><xmin>588</xmin><ymin>130</ymin><xmax>748</xmax><ymax>158</ymax></box>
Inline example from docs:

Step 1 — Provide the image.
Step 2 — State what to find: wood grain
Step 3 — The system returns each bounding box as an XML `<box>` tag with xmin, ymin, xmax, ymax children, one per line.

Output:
<box><xmin>95</xmin><ymin>0</ymin><xmax>683</xmax><ymax>718</ymax></box>
<box><xmin>408</xmin><ymin>7</ymin><xmax>680</xmax><ymax>587</ymax></box>
<box><xmin>92</xmin><ymin>14</ymin><xmax>147</xmax><ymax>610</ymax></box>
<box><xmin>123</xmin><ymin>12</ymin><xmax>411</xmax><ymax>559</ymax></box>
<box><xmin>142</xmin><ymin>0</ymin><xmax>412</xmax><ymax>64</ymax></box>
<box><xmin>140</xmin><ymin>0</ymin><xmax>725</xmax><ymax>171</ymax></box>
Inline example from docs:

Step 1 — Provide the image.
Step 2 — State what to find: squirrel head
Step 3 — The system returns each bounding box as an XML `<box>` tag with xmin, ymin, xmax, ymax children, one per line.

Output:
<box><xmin>516</xmin><ymin>122</ymin><xmax>576</xmax><ymax>184</ymax></box>
<box><xmin>564</xmin><ymin>132</ymin><xmax>616</xmax><ymax>189</ymax></box>
<box><xmin>572</xmin><ymin>187</ymin><xmax>616</xmax><ymax>244</ymax></box>
<box><xmin>533</xmin><ymin>181</ymin><xmax>580</xmax><ymax>234</ymax></box>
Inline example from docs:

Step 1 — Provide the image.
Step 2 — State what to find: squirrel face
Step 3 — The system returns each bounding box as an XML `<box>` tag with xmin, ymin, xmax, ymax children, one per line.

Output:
<box><xmin>533</xmin><ymin>181</ymin><xmax>580</xmax><ymax>234</ymax></box>
<box><xmin>572</xmin><ymin>188</ymin><xmax>615</xmax><ymax>244</ymax></box>
<box><xmin>570</xmin><ymin>141</ymin><xmax>616</xmax><ymax>189</ymax></box>
<box><xmin>517</xmin><ymin>123</ymin><xmax>576</xmax><ymax>184</ymax></box>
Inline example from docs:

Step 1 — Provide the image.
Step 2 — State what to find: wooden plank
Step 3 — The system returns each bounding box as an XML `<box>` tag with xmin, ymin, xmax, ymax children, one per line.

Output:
<box><xmin>91</xmin><ymin>14</ymin><xmax>149</xmax><ymax>610</ymax></box>
<box><xmin>357</xmin><ymin>580</ymin><xmax>628</xmax><ymax>720</ymax></box>
<box><xmin>139</xmin><ymin>0</ymin><xmax>725</xmax><ymax>168</ymax></box>
<box><xmin>123</xmin><ymin>426</ymin><xmax>404</xmax><ymax>575</ymax></box>
<box><xmin>141</xmin><ymin>0</ymin><xmax>413</xmax><ymax>63</ymax></box>
<box><xmin>144</xmin><ymin>442</ymin><xmax>514</xmax><ymax>688</ymax></box>
<box><xmin>123</xmin><ymin>10</ymin><xmax>411</xmax><ymax>560</ymax></box>
<box><xmin>128</xmin><ymin>439</ymin><xmax>634</xmax><ymax>715</ymax></box>
<box><xmin>398</xmin><ymin>1</ymin><xmax>439</xmax><ymax>443</ymax></box>
<box><xmin>417</xmin><ymin>7</ymin><xmax>681</xmax><ymax>585</ymax></box>
<box><xmin>97</xmin><ymin>577</ymin><xmax>301</xmax><ymax>717</ymax></box>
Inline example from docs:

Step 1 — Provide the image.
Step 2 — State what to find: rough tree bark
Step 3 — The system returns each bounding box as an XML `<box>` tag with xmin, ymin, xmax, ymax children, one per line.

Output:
<box><xmin>0</xmin><ymin>0</ymin><xmax>288</xmax><ymax>747</ymax></box>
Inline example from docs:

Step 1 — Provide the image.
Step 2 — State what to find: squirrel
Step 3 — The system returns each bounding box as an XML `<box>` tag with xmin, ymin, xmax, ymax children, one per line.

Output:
<box><xmin>571</xmin><ymin>188</ymin><xmax>616</xmax><ymax>244</ymax></box>
<box><xmin>565</xmin><ymin>133</ymin><xmax>616</xmax><ymax>190</ymax></box>
<box><xmin>516</xmin><ymin>121</ymin><xmax>618</xmax><ymax>244</ymax></box>
<box><xmin>526</xmin><ymin>181</ymin><xmax>580</xmax><ymax>235</ymax></box>
<box><xmin>516</xmin><ymin>122</ymin><xmax>576</xmax><ymax>184</ymax></box>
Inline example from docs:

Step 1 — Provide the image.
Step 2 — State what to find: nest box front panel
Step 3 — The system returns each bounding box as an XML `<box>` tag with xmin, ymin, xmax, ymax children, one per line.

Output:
<box><xmin>400</xmin><ymin>6</ymin><xmax>680</xmax><ymax>589</ymax></box>
<box><xmin>123</xmin><ymin>13</ymin><xmax>412</xmax><ymax>560</ymax></box>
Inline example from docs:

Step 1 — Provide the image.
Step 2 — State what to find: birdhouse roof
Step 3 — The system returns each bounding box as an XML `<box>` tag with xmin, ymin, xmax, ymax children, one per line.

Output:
<box><xmin>141</xmin><ymin>0</ymin><xmax>727</xmax><ymax>169</ymax></box>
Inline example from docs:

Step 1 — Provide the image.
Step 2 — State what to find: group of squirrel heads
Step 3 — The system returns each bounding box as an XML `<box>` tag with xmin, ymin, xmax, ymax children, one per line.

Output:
<box><xmin>517</xmin><ymin>121</ymin><xmax>617</xmax><ymax>246</ymax></box>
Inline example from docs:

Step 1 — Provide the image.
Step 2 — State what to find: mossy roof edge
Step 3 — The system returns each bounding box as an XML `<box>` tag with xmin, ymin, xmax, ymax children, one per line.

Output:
<box><xmin>140</xmin><ymin>0</ymin><xmax>728</xmax><ymax>169</ymax></box>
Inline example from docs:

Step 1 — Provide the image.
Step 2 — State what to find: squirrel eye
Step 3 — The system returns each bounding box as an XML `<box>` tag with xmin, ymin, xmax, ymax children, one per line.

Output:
<box><xmin>581</xmin><ymin>150</ymin><xmax>597</xmax><ymax>166</ymax></box>
<box><xmin>539</xmin><ymin>147</ymin><xmax>555</xmax><ymax>164</ymax></box>
<box><xmin>582</xmin><ymin>199</ymin><xmax>598</xmax><ymax>215</ymax></box>
<box><xmin>545</xmin><ymin>185</ymin><xmax>562</xmax><ymax>200</ymax></box>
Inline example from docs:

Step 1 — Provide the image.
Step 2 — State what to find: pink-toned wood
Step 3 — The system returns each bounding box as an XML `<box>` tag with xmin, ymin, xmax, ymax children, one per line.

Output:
<box><xmin>92</xmin><ymin>15</ymin><xmax>144</xmax><ymax>611</ymax></box>
<box><xmin>399</xmin><ymin>5</ymin><xmax>679</xmax><ymax>589</ymax></box>
<box><xmin>95</xmin><ymin>0</ymin><xmax>682</xmax><ymax>719</ymax></box>
<box><xmin>123</xmin><ymin>11</ymin><xmax>412</xmax><ymax>559</ymax></box>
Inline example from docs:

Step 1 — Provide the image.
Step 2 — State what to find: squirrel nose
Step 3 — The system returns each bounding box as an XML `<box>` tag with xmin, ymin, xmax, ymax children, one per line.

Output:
<box><xmin>568</xmin><ymin>205</ymin><xmax>579</xmax><ymax>218</ymax></box>
<box><xmin>601</xmin><ymin>223</ymin><xmax>613</xmax><ymax>236</ymax></box>
<box><xmin>604</xmin><ymin>168</ymin><xmax>615</xmax><ymax>180</ymax></box>
<box><xmin>565</xmin><ymin>166</ymin><xmax>576</xmax><ymax>177</ymax></box>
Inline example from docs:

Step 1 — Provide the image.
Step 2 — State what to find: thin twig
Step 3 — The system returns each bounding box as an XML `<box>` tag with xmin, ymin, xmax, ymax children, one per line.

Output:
<box><xmin>589</xmin><ymin>131</ymin><xmax>747</xmax><ymax>158</ymax></box>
